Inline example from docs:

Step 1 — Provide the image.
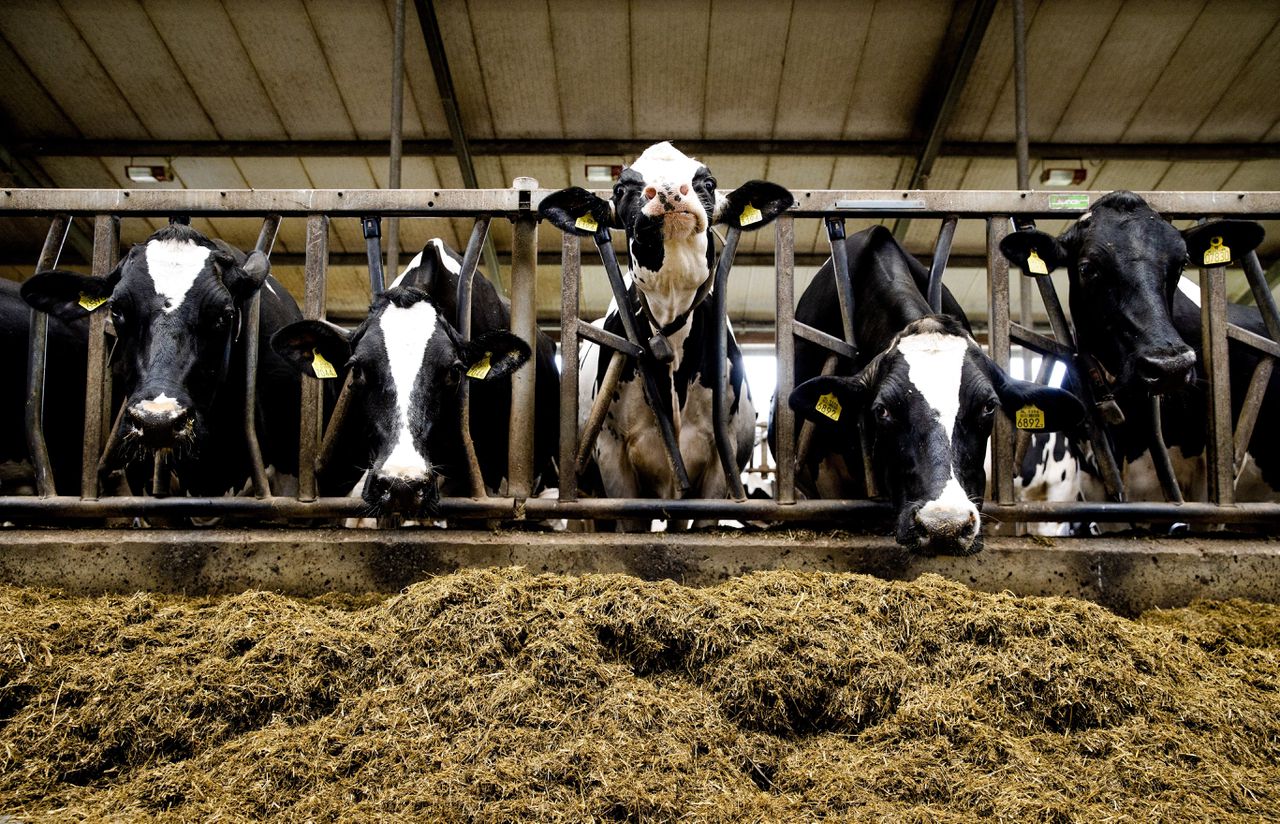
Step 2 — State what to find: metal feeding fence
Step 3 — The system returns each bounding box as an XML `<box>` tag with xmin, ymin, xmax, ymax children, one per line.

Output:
<box><xmin>2</xmin><ymin>186</ymin><xmax>1280</xmax><ymax>529</ymax></box>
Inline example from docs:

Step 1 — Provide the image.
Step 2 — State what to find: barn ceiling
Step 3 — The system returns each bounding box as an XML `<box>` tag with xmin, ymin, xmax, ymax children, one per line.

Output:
<box><xmin>0</xmin><ymin>0</ymin><xmax>1278</xmax><ymax>331</ymax></box>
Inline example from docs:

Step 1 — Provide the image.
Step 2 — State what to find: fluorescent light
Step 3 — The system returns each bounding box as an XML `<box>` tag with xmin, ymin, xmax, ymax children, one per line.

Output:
<box><xmin>585</xmin><ymin>164</ymin><xmax>621</xmax><ymax>183</ymax></box>
<box><xmin>1039</xmin><ymin>163</ymin><xmax>1087</xmax><ymax>187</ymax></box>
<box><xmin>125</xmin><ymin>164</ymin><xmax>171</xmax><ymax>183</ymax></box>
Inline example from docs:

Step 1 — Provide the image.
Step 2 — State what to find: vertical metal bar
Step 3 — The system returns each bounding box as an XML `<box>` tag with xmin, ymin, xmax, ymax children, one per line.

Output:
<box><xmin>456</xmin><ymin>216</ymin><xmax>492</xmax><ymax>498</ymax></box>
<box><xmin>987</xmin><ymin>217</ymin><xmax>1014</xmax><ymax>507</ymax></box>
<box><xmin>774</xmin><ymin>215</ymin><xmax>797</xmax><ymax>505</ymax></box>
<box><xmin>711</xmin><ymin>226</ymin><xmax>747</xmax><ymax>500</ymax></box>
<box><xmin>577</xmin><ymin>351</ymin><xmax>625</xmax><ymax>473</ymax></box>
<box><xmin>508</xmin><ymin>177</ymin><xmax>538</xmax><ymax>500</ymax></box>
<box><xmin>825</xmin><ymin>217</ymin><xmax>856</xmax><ymax>346</ymax></box>
<box><xmin>1201</xmin><ymin>261</ymin><xmax>1235</xmax><ymax>506</ymax></box>
<box><xmin>927</xmin><ymin>215</ymin><xmax>958</xmax><ymax>313</ymax></box>
<box><xmin>243</xmin><ymin>215</ymin><xmax>280</xmax><ymax>498</ymax></box>
<box><xmin>25</xmin><ymin>215</ymin><xmax>70</xmax><ymax>497</ymax></box>
<box><xmin>362</xmin><ymin>216</ymin><xmax>385</xmax><ymax>297</ymax></box>
<box><xmin>298</xmin><ymin>214</ymin><xmax>329</xmax><ymax>502</ymax></box>
<box><xmin>1012</xmin><ymin>0</ymin><xmax>1030</xmax><ymax>191</ymax></box>
<box><xmin>1148</xmin><ymin>396</ymin><xmax>1184</xmax><ymax>504</ymax></box>
<box><xmin>1234</xmin><ymin>357</ymin><xmax>1273</xmax><ymax>475</ymax></box>
<box><xmin>558</xmin><ymin>231</ymin><xmax>580</xmax><ymax>502</ymax></box>
<box><xmin>1242</xmin><ymin>251</ymin><xmax>1280</xmax><ymax>343</ymax></box>
<box><xmin>81</xmin><ymin>215</ymin><xmax>117</xmax><ymax>500</ymax></box>
<box><xmin>385</xmin><ymin>0</ymin><xmax>406</xmax><ymax>275</ymax></box>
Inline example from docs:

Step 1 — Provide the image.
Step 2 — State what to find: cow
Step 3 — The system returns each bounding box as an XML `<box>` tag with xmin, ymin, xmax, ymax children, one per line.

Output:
<box><xmin>21</xmin><ymin>223</ymin><xmax>303</xmax><ymax>498</ymax></box>
<box><xmin>270</xmin><ymin>247</ymin><xmax>531</xmax><ymax>519</ymax></box>
<box><xmin>999</xmin><ymin>190</ymin><xmax>1280</xmax><ymax>512</ymax></box>
<box><xmin>538</xmin><ymin>141</ymin><xmax>793</xmax><ymax>531</ymax></box>
<box><xmin>781</xmin><ymin>224</ymin><xmax>1085</xmax><ymax>555</ymax></box>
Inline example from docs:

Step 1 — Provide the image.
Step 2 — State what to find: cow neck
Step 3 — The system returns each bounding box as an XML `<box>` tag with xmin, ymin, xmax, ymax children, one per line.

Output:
<box><xmin>635</xmin><ymin>271</ymin><xmax>713</xmax><ymax>339</ymax></box>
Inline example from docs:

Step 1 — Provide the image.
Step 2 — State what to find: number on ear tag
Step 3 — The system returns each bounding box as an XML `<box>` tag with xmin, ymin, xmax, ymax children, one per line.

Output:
<box><xmin>311</xmin><ymin>350</ymin><xmax>337</xmax><ymax>379</ymax></box>
<box><xmin>574</xmin><ymin>213</ymin><xmax>598</xmax><ymax>232</ymax></box>
<box><xmin>1026</xmin><ymin>250</ymin><xmax>1048</xmax><ymax>276</ymax></box>
<box><xmin>467</xmin><ymin>352</ymin><xmax>493</xmax><ymax>380</ymax></box>
<box><xmin>1203</xmin><ymin>237</ymin><xmax>1230</xmax><ymax>266</ymax></box>
<box><xmin>78</xmin><ymin>293</ymin><xmax>108</xmax><ymax>311</ymax></box>
<box><xmin>1015</xmin><ymin>404</ymin><xmax>1045</xmax><ymax>430</ymax></box>
<box><xmin>739</xmin><ymin>204</ymin><xmax>763</xmax><ymax>226</ymax></box>
<box><xmin>815</xmin><ymin>392</ymin><xmax>842</xmax><ymax>421</ymax></box>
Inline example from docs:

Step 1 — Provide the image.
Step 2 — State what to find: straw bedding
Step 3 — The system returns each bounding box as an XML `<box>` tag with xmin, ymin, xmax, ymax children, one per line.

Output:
<box><xmin>1</xmin><ymin>569</ymin><xmax>1277</xmax><ymax>821</ymax></box>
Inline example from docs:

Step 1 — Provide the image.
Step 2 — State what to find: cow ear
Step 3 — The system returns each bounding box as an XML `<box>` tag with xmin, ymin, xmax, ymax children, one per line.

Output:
<box><xmin>538</xmin><ymin>187</ymin><xmax>615</xmax><ymax>236</ymax></box>
<box><xmin>1181</xmin><ymin>219</ymin><xmax>1265</xmax><ymax>267</ymax></box>
<box><xmin>714</xmin><ymin>181</ymin><xmax>794</xmax><ymax>231</ymax></box>
<box><xmin>21</xmin><ymin>268</ymin><xmax>119</xmax><ymax>322</ymax></box>
<box><xmin>221</xmin><ymin>250</ymin><xmax>271</xmax><ymax>301</ymax></box>
<box><xmin>270</xmin><ymin>319</ymin><xmax>352</xmax><ymax>380</ymax></box>
<box><xmin>789</xmin><ymin>375</ymin><xmax>864</xmax><ymax>429</ymax></box>
<box><xmin>999</xmin><ymin>229</ymin><xmax>1065</xmax><ymax>277</ymax></box>
<box><xmin>459</xmin><ymin>329</ymin><xmax>532</xmax><ymax>381</ymax></box>
<box><xmin>995</xmin><ymin>377</ymin><xmax>1085</xmax><ymax>433</ymax></box>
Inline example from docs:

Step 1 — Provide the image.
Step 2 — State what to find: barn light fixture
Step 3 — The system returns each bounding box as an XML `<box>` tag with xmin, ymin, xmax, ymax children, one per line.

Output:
<box><xmin>585</xmin><ymin>164</ymin><xmax>622</xmax><ymax>183</ymax></box>
<box><xmin>125</xmin><ymin>163</ymin><xmax>173</xmax><ymax>183</ymax></box>
<box><xmin>1039</xmin><ymin>160</ymin><xmax>1087</xmax><ymax>187</ymax></box>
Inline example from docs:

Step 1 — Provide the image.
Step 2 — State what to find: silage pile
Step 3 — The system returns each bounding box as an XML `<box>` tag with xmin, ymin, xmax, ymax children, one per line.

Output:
<box><xmin>1</xmin><ymin>569</ymin><xmax>1278</xmax><ymax>822</ymax></box>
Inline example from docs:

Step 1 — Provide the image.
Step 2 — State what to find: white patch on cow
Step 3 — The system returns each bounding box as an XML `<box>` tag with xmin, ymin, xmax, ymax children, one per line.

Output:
<box><xmin>389</xmin><ymin>251</ymin><xmax>423</xmax><ymax>289</ymax></box>
<box><xmin>135</xmin><ymin>392</ymin><xmax>184</xmax><ymax>420</ymax></box>
<box><xmin>916</xmin><ymin>477</ymin><xmax>977</xmax><ymax>532</ymax></box>
<box><xmin>145</xmin><ymin>238</ymin><xmax>213</xmax><ymax>312</ymax></box>
<box><xmin>1177</xmin><ymin>276</ymin><xmax>1202</xmax><ymax>308</ymax></box>
<box><xmin>629</xmin><ymin>141</ymin><xmax>703</xmax><ymax>184</ymax></box>
<box><xmin>1077</xmin><ymin>210</ymin><xmax>1092</xmax><ymax>224</ymax></box>
<box><xmin>265</xmin><ymin>281</ymin><xmax>278</xmax><ymax>297</ymax></box>
<box><xmin>897</xmin><ymin>332</ymin><xmax>967</xmax><ymax>441</ymax></box>
<box><xmin>377</xmin><ymin>300</ymin><xmax>440</xmax><ymax>478</ymax></box>
<box><xmin>428</xmin><ymin>238</ymin><xmax>462</xmax><ymax>274</ymax></box>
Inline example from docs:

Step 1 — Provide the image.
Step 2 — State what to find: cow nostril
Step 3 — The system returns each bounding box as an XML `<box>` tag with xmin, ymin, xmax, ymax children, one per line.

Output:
<box><xmin>644</xmin><ymin>186</ymin><xmax>657</xmax><ymax>200</ymax></box>
<box><xmin>679</xmin><ymin>184</ymin><xmax>689</xmax><ymax>196</ymax></box>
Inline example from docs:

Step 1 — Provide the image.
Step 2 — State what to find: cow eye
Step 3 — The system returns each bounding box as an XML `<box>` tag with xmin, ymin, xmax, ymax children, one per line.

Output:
<box><xmin>698</xmin><ymin>176</ymin><xmax>716</xmax><ymax>191</ymax></box>
<box><xmin>982</xmin><ymin>397</ymin><xmax>1000</xmax><ymax>416</ymax></box>
<box><xmin>1077</xmin><ymin>259</ymin><xmax>1097</xmax><ymax>281</ymax></box>
<box><xmin>872</xmin><ymin>403</ymin><xmax>892</xmax><ymax>424</ymax></box>
<box><xmin>613</xmin><ymin>183</ymin><xmax>626</xmax><ymax>199</ymax></box>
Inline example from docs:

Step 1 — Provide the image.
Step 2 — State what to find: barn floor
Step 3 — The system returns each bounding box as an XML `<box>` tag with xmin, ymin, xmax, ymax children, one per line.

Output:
<box><xmin>1</xmin><ymin>568</ymin><xmax>1278</xmax><ymax>822</ymax></box>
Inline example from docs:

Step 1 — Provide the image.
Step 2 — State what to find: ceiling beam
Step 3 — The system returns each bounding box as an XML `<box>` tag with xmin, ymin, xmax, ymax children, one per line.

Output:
<box><xmin>9</xmin><ymin>137</ymin><xmax>1278</xmax><ymax>163</ymax></box>
<box><xmin>893</xmin><ymin>0</ymin><xmax>998</xmax><ymax>239</ymax></box>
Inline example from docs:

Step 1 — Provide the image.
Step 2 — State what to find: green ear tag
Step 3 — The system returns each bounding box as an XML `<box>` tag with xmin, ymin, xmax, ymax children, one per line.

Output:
<box><xmin>78</xmin><ymin>293</ymin><xmax>108</xmax><ymax>311</ymax></box>
<box><xmin>739</xmin><ymin>203</ymin><xmax>763</xmax><ymax>226</ymax></box>
<box><xmin>467</xmin><ymin>352</ymin><xmax>493</xmax><ymax>380</ymax></box>
<box><xmin>815</xmin><ymin>392</ymin><xmax>842</xmax><ymax>421</ymax></box>
<box><xmin>1015</xmin><ymin>404</ymin><xmax>1045</xmax><ymax>430</ymax></box>
<box><xmin>1026</xmin><ymin>249</ymin><xmax>1048</xmax><ymax>276</ymax></box>
<box><xmin>1203</xmin><ymin>236</ymin><xmax>1230</xmax><ymax>266</ymax></box>
<box><xmin>574</xmin><ymin>213</ymin><xmax>598</xmax><ymax>232</ymax></box>
<box><xmin>311</xmin><ymin>350</ymin><xmax>337</xmax><ymax>379</ymax></box>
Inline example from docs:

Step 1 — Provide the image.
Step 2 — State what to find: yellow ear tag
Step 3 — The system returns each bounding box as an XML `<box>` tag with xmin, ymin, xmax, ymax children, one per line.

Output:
<box><xmin>1203</xmin><ymin>236</ymin><xmax>1230</xmax><ymax>266</ymax></box>
<box><xmin>574</xmin><ymin>213</ymin><xmax>598</xmax><ymax>232</ymax></box>
<box><xmin>1026</xmin><ymin>249</ymin><xmax>1048</xmax><ymax>276</ymax></box>
<box><xmin>1015</xmin><ymin>404</ymin><xmax>1045</xmax><ymax>430</ymax></box>
<box><xmin>311</xmin><ymin>350</ymin><xmax>337</xmax><ymax>379</ymax></box>
<box><xmin>78</xmin><ymin>293</ymin><xmax>108</xmax><ymax>311</ymax></box>
<box><xmin>466</xmin><ymin>352</ymin><xmax>493</xmax><ymax>380</ymax></box>
<box><xmin>739</xmin><ymin>203</ymin><xmax>763</xmax><ymax>227</ymax></box>
<box><xmin>815</xmin><ymin>392</ymin><xmax>842</xmax><ymax>421</ymax></box>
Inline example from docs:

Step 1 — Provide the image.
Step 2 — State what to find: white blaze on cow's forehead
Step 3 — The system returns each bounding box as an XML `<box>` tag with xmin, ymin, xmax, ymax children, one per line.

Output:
<box><xmin>376</xmin><ymin>300</ymin><xmax>440</xmax><ymax>477</ymax></box>
<box><xmin>428</xmin><ymin>238</ymin><xmax>462</xmax><ymax>274</ymax></box>
<box><xmin>896</xmin><ymin>331</ymin><xmax>968</xmax><ymax>440</ymax></box>
<box><xmin>145</xmin><ymin>238</ymin><xmax>213</xmax><ymax>313</ymax></box>
<box><xmin>1177</xmin><ymin>276</ymin><xmax>1202</xmax><ymax>308</ymax></box>
<box><xmin>628</xmin><ymin>141</ymin><xmax>704</xmax><ymax>184</ymax></box>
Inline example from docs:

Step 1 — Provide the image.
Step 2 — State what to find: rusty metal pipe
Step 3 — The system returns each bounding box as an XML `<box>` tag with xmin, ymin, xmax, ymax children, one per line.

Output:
<box><xmin>455</xmin><ymin>216</ymin><xmax>492</xmax><ymax>498</ymax></box>
<box><xmin>25</xmin><ymin>215</ymin><xmax>70</xmax><ymax>496</ymax></box>
<box><xmin>711</xmin><ymin>225</ymin><xmax>747</xmax><ymax>500</ymax></box>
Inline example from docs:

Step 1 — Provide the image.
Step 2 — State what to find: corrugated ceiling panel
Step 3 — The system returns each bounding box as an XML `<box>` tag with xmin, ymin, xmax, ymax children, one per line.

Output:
<box><xmin>0</xmin><ymin>1</ymin><xmax>148</xmax><ymax>138</ymax></box>
<box><xmin>390</xmin><ymin>0</ymin><xmax>451</xmax><ymax>140</ymax></box>
<box><xmin>703</xmin><ymin>0</ymin><xmax>791</xmax><ymax>139</ymax></box>
<box><xmin>0</xmin><ymin>34</ymin><xmax>75</xmax><ymax>139</ymax></box>
<box><xmin>169</xmin><ymin>157</ymin><xmax>250</xmax><ymax>190</ymax></box>
<box><xmin>221</xmin><ymin>0</ymin><xmax>356</xmax><ymax>139</ymax></box>
<box><xmin>1153</xmin><ymin>161</ymin><xmax>1239</xmax><ymax>192</ymax></box>
<box><xmin>1124</xmin><ymin>0</ymin><xmax>1276</xmax><ymax>143</ymax></box>
<box><xmin>549</xmin><ymin>0</ymin><xmax>632</xmax><ymax>137</ymax></box>
<box><xmin>468</xmin><ymin>0</ymin><xmax>563</xmax><ymax>138</ymax></box>
<box><xmin>232</xmin><ymin>158</ymin><xmax>326</xmax><ymax>253</ymax></box>
<box><xmin>141</xmin><ymin>0</ymin><xmax>287</xmax><ymax>141</ymax></box>
<box><xmin>764</xmin><ymin>155</ymin><xmax>833</xmax><ymax>256</ymax></box>
<box><xmin>429</xmin><ymin>0</ymin><xmax>495</xmax><ymax>139</ymax></box>
<box><xmin>841</xmin><ymin>0</ymin><xmax>951</xmax><ymax>139</ymax></box>
<box><xmin>1195</xmin><ymin>16</ymin><xmax>1280</xmax><ymax>141</ymax></box>
<box><xmin>1051</xmin><ymin>1</ymin><xmax>1203</xmax><ymax>143</ymax></box>
<box><xmin>629</xmin><ymin>0</ymin><xmax>711</xmax><ymax>139</ymax></box>
<box><xmin>1088</xmin><ymin>160</ymin><xmax>1174</xmax><ymax>192</ymax></box>
<box><xmin>60</xmin><ymin>0</ymin><xmax>218</xmax><ymax>141</ymax></box>
<box><xmin>947</xmin><ymin>0</ymin><xmax>1029</xmax><ymax>142</ymax></box>
<box><xmin>772</xmin><ymin>0</ymin><xmax>875</xmax><ymax>140</ymax></box>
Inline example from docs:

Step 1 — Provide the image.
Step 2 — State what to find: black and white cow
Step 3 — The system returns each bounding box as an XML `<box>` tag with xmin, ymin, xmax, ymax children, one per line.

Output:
<box><xmin>22</xmin><ymin>223</ymin><xmax>303</xmax><ymax>497</ymax></box>
<box><xmin>782</xmin><ymin>225</ymin><xmax>1085</xmax><ymax>555</ymax></box>
<box><xmin>270</xmin><ymin>264</ymin><xmax>530</xmax><ymax>518</ymax></box>
<box><xmin>539</xmin><ymin>141</ymin><xmax>793</xmax><ymax>530</ymax></box>
<box><xmin>1000</xmin><ymin>190</ymin><xmax>1279</xmax><ymax>507</ymax></box>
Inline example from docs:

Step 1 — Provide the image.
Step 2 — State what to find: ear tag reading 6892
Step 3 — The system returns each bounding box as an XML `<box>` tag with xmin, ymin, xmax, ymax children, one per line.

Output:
<box><xmin>739</xmin><ymin>203</ymin><xmax>763</xmax><ymax>227</ymax></box>
<box><xmin>1015</xmin><ymin>404</ymin><xmax>1045</xmax><ymax>430</ymax></box>
<box><xmin>311</xmin><ymin>350</ymin><xmax>337</xmax><ymax>380</ymax></box>
<box><xmin>574</xmin><ymin>213</ymin><xmax>598</xmax><ymax>233</ymax></box>
<box><xmin>815</xmin><ymin>392</ymin><xmax>842</xmax><ymax>421</ymax></box>
<box><xmin>78</xmin><ymin>293</ymin><xmax>108</xmax><ymax>312</ymax></box>
<box><xmin>1026</xmin><ymin>249</ymin><xmax>1048</xmax><ymax>276</ymax></box>
<box><xmin>1203</xmin><ymin>236</ymin><xmax>1231</xmax><ymax>266</ymax></box>
<box><xmin>467</xmin><ymin>352</ymin><xmax>493</xmax><ymax>380</ymax></box>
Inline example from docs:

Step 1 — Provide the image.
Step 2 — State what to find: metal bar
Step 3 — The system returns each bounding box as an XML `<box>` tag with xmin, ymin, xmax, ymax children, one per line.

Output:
<box><xmin>455</xmin><ymin>217</ymin><xmax>492</xmax><ymax>498</ymax></box>
<box><xmin>795</xmin><ymin>354</ymin><xmax>840</xmax><ymax>483</ymax></box>
<box><xmin>507</xmin><ymin>177</ymin><xmax>538</xmax><ymax>499</ymax></box>
<box><xmin>1012</xmin><ymin>0</ymin><xmax>1030</xmax><ymax>191</ymax></box>
<box><xmin>385</xmin><ymin>0</ymin><xmax>406</xmax><ymax>275</ymax></box>
<box><xmin>1148</xmin><ymin>396</ymin><xmax>1184</xmax><ymax>504</ymax></box>
<box><xmin>242</xmin><ymin>215</ymin><xmax>280</xmax><ymax>498</ymax></box>
<box><xmin>987</xmin><ymin>217</ymin><xmax>1014</xmax><ymax>507</ymax></box>
<box><xmin>298</xmin><ymin>215</ymin><xmax>329</xmax><ymax>502</ymax></box>
<box><xmin>558</xmin><ymin>232</ymin><xmax>580</xmax><ymax>502</ymax></box>
<box><xmin>825</xmin><ymin>217</ymin><xmax>857</xmax><ymax>348</ymax></box>
<box><xmin>81</xmin><ymin>215</ymin><xmax>117</xmax><ymax>500</ymax></box>
<box><xmin>25</xmin><ymin>215</ymin><xmax>70</xmax><ymax>496</ymax></box>
<box><xmin>316</xmin><ymin>371</ymin><xmax>355</xmax><ymax>476</ymax></box>
<box><xmin>576</xmin><ymin>351</ymin><xmax>626</xmax><ymax>474</ymax></box>
<box><xmin>792</xmin><ymin>322</ymin><xmax>858</xmax><ymax>360</ymax></box>
<box><xmin>362</xmin><ymin>216</ymin><xmax>385</xmax><ymax>297</ymax></box>
<box><xmin>0</xmin><ymin>145</ymin><xmax>95</xmax><ymax>262</ymax></box>
<box><xmin>1241</xmin><ymin>250</ymin><xmax>1280</xmax><ymax>343</ymax></box>
<box><xmin>1234</xmin><ymin>357</ymin><xmax>1273</xmax><ymax>476</ymax></box>
<box><xmin>1226</xmin><ymin>323</ymin><xmax>1280</xmax><ymax>360</ymax></box>
<box><xmin>927</xmin><ymin>215</ymin><xmax>958</xmax><ymax>312</ymax></box>
<box><xmin>1201</xmin><ymin>262</ymin><xmax>1236</xmax><ymax>506</ymax></box>
<box><xmin>774</xmin><ymin>215</ymin><xmax>797</xmax><ymax>505</ymax></box>
<box><xmin>711</xmin><ymin>225</ymin><xmax>747</xmax><ymax>500</ymax></box>
<box><xmin>1010</xmin><ymin>323</ymin><xmax>1075</xmax><ymax>360</ymax></box>
<box><xmin>575</xmin><ymin>320</ymin><xmax>644</xmax><ymax>357</ymax></box>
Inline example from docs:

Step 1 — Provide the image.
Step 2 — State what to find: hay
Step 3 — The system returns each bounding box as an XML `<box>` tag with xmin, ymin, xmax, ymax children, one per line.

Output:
<box><xmin>1</xmin><ymin>570</ymin><xmax>1277</xmax><ymax>822</ymax></box>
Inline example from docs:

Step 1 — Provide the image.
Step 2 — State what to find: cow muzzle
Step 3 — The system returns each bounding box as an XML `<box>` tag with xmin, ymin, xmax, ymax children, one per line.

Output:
<box><xmin>641</xmin><ymin>182</ymin><xmax>703</xmax><ymax>232</ymax></box>
<box><xmin>125</xmin><ymin>394</ymin><xmax>194</xmax><ymax>449</ymax></box>
<box><xmin>1132</xmin><ymin>347</ymin><xmax>1196</xmax><ymax>394</ymax></box>
<box><xmin>901</xmin><ymin>499</ymin><xmax>983</xmax><ymax>556</ymax></box>
<box><xmin>363</xmin><ymin>470</ymin><xmax>441</xmax><ymax>518</ymax></box>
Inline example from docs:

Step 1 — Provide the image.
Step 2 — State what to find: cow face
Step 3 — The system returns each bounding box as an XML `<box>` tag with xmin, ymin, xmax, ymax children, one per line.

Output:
<box><xmin>22</xmin><ymin>224</ymin><xmax>269</xmax><ymax>462</ymax></box>
<box><xmin>791</xmin><ymin>317</ymin><xmax>1084</xmax><ymax>555</ymax></box>
<box><xmin>271</xmin><ymin>287</ymin><xmax>529</xmax><ymax>517</ymax></box>
<box><xmin>1000</xmin><ymin>191</ymin><xmax>1196</xmax><ymax>394</ymax></box>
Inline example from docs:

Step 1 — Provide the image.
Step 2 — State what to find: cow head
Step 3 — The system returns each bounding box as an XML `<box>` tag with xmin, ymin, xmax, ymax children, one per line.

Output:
<box><xmin>22</xmin><ymin>224</ymin><xmax>269</xmax><ymax>462</ymax></box>
<box><xmin>271</xmin><ymin>287</ymin><xmax>529</xmax><ymax>518</ymax></box>
<box><xmin>1000</xmin><ymin>191</ymin><xmax>1197</xmax><ymax>394</ymax></box>
<box><xmin>791</xmin><ymin>316</ymin><xmax>1084</xmax><ymax>555</ymax></box>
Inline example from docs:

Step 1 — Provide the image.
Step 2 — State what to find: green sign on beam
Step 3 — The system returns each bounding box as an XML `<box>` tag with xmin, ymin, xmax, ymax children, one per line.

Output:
<box><xmin>1048</xmin><ymin>193</ymin><xmax>1090</xmax><ymax>211</ymax></box>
